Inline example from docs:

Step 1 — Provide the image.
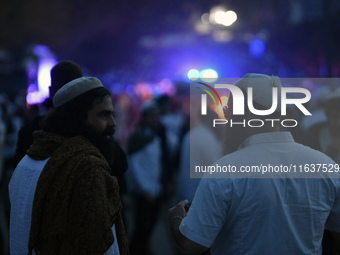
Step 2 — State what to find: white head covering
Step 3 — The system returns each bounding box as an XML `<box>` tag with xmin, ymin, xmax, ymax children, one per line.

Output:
<box><xmin>53</xmin><ymin>76</ymin><xmax>104</xmax><ymax>107</ymax></box>
<box><xmin>235</xmin><ymin>73</ymin><xmax>282</xmax><ymax>112</ymax></box>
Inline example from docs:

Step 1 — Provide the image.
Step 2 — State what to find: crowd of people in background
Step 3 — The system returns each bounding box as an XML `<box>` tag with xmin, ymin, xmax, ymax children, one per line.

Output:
<box><xmin>0</xmin><ymin>61</ymin><xmax>189</xmax><ymax>255</ymax></box>
<box><xmin>0</xmin><ymin>61</ymin><xmax>340</xmax><ymax>255</ymax></box>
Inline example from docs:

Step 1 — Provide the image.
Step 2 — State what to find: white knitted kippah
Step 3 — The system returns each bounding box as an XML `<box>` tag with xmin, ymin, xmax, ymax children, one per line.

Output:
<box><xmin>53</xmin><ymin>76</ymin><xmax>104</xmax><ymax>107</ymax></box>
<box><xmin>234</xmin><ymin>73</ymin><xmax>282</xmax><ymax>112</ymax></box>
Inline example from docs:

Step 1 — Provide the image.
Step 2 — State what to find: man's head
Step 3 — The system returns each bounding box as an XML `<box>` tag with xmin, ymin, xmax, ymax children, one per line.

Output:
<box><xmin>153</xmin><ymin>94</ymin><xmax>170</xmax><ymax>115</ymax></box>
<box><xmin>223</xmin><ymin>73</ymin><xmax>282</xmax><ymax>122</ymax></box>
<box><xmin>140</xmin><ymin>101</ymin><xmax>161</xmax><ymax>131</ymax></box>
<box><xmin>222</xmin><ymin>73</ymin><xmax>282</xmax><ymax>152</ymax></box>
<box><xmin>43</xmin><ymin>77</ymin><xmax>116</xmax><ymax>164</ymax></box>
<box><xmin>50</xmin><ymin>60</ymin><xmax>83</xmax><ymax>99</ymax></box>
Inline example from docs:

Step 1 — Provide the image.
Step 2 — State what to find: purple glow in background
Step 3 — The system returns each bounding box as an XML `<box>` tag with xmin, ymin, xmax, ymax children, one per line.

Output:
<box><xmin>26</xmin><ymin>45</ymin><xmax>57</xmax><ymax>105</ymax></box>
<box><xmin>26</xmin><ymin>48</ymin><xmax>57</xmax><ymax>105</ymax></box>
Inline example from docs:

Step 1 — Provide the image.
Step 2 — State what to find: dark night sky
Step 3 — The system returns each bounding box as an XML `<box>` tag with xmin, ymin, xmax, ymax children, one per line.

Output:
<box><xmin>0</xmin><ymin>0</ymin><xmax>339</xmax><ymax>80</ymax></box>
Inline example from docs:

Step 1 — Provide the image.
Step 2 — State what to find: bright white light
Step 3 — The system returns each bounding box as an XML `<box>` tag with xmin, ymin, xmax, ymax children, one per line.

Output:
<box><xmin>222</xmin><ymin>11</ymin><xmax>237</xmax><ymax>26</ymax></box>
<box><xmin>214</xmin><ymin>11</ymin><xmax>228</xmax><ymax>24</ymax></box>
<box><xmin>209</xmin><ymin>6</ymin><xmax>227</xmax><ymax>24</ymax></box>
<box><xmin>37</xmin><ymin>58</ymin><xmax>57</xmax><ymax>97</ymax></box>
<box><xmin>200</xmin><ymin>69</ymin><xmax>218</xmax><ymax>82</ymax></box>
<box><xmin>187</xmin><ymin>69</ymin><xmax>200</xmax><ymax>80</ymax></box>
<box><xmin>26</xmin><ymin>57</ymin><xmax>57</xmax><ymax>105</ymax></box>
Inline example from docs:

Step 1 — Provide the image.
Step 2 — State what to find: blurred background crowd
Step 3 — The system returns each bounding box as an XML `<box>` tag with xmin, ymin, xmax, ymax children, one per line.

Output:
<box><xmin>0</xmin><ymin>0</ymin><xmax>340</xmax><ymax>254</ymax></box>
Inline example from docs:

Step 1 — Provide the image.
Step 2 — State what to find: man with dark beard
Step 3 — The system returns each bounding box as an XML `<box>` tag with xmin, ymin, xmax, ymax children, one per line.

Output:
<box><xmin>8</xmin><ymin>77</ymin><xmax>129</xmax><ymax>255</ymax></box>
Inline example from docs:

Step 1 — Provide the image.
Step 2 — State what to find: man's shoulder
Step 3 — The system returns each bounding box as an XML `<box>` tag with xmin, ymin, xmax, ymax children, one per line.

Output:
<box><xmin>53</xmin><ymin>135</ymin><xmax>109</xmax><ymax>169</ymax></box>
<box><xmin>62</xmin><ymin>136</ymin><xmax>100</xmax><ymax>154</ymax></box>
<box><xmin>294</xmin><ymin>140</ymin><xmax>335</xmax><ymax>162</ymax></box>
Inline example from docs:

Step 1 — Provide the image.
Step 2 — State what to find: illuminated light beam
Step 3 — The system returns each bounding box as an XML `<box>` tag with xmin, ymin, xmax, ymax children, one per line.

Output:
<box><xmin>188</xmin><ymin>69</ymin><xmax>200</xmax><ymax>80</ymax></box>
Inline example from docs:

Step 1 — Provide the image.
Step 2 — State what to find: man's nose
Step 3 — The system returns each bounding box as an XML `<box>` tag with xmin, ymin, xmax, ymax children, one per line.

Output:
<box><xmin>108</xmin><ymin>115</ymin><xmax>116</xmax><ymax>127</ymax></box>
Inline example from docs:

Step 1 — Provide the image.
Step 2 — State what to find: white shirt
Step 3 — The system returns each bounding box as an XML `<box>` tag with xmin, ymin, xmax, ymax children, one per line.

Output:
<box><xmin>9</xmin><ymin>155</ymin><xmax>119</xmax><ymax>254</ymax></box>
<box><xmin>180</xmin><ymin>132</ymin><xmax>340</xmax><ymax>255</ymax></box>
<box><xmin>128</xmin><ymin>136</ymin><xmax>163</xmax><ymax>197</ymax></box>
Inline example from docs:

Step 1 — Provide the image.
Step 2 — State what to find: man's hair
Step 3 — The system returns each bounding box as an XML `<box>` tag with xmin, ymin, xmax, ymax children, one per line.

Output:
<box><xmin>50</xmin><ymin>60</ymin><xmax>83</xmax><ymax>98</ymax></box>
<box><xmin>229</xmin><ymin>93</ymin><xmax>281</xmax><ymax>120</ymax></box>
<box><xmin>42</xmin><ymin>87</ymin><xmax>110</xmax><ymax>137</ymax></box>
<box><xmin>245</xmin><ymin>100</ymin><xmax>282</xmax><ymax>120</ymax></box>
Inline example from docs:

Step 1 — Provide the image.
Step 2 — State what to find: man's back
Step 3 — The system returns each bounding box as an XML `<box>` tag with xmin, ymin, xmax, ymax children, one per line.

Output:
<box><xmin>179</xmin><ymin>132</ymin><xmax>340</xmax><ymax>254</ymax></box>
<box><xmin>205</xmin><ymin>178</ymin><xmax>338</xmax><ymax>254</ymax></box>
<box><xmin>9</xmin><ymin>155</ymin><xmax>49</xmax><ymax>254</ymax></box>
